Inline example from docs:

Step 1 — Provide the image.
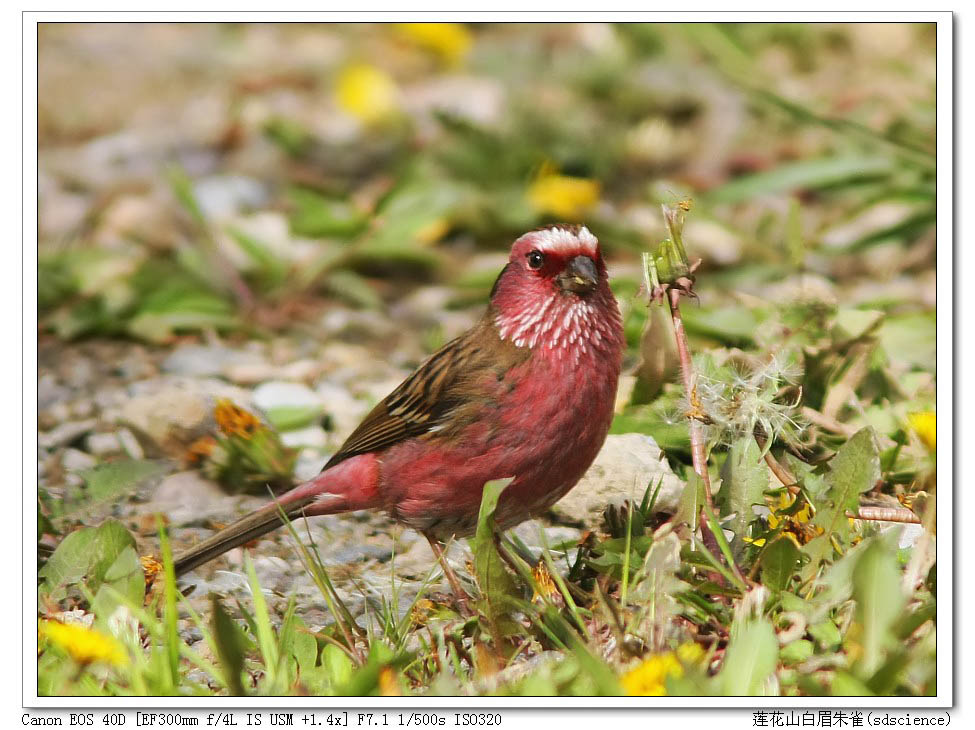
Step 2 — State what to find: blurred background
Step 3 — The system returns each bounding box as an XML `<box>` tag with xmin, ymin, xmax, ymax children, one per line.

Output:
<box><xmin>38</xmin><ymin>21</ymin><xmax>937</xmax><ymax>473</ymax></box>
<box><xmin>36</xmin><ymin>21</ymin><xmax>939</xmax><ymax>698</ymax></box>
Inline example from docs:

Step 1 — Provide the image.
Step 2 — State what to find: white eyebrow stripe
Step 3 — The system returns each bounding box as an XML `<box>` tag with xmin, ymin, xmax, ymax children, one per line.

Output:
<box><xmin>525</xmin><ymin>226</ymin><xmax>598</xmax><ymax>255</ymax></box>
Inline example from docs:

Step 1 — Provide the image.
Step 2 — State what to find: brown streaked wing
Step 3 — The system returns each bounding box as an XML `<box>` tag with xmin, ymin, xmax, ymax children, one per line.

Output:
<box><xmin>321</xmin><ymin>323</ymin><xmax>486</xmax><ymax>470</ymax></box>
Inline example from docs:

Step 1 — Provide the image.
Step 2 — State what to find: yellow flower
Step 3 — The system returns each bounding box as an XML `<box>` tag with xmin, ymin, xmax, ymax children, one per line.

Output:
<box><xmin>378</xmin><ymin>666</ymin><xmax>401</xmax><ymax>696</ymax></box>
<box><xmin>186</xmin><ymin>435</ymin><xmax>217</xmax><ymax>464</ymax></box>
<box><xmin>530</xmin><ymin>560</ymin><xmax>561</xmax><ymax>605</ymax></box>
<box><xmin>527</xmin><ymin>172</ymin><xmax>600</xmax><ymax>220</ymax></box>
<box><xmin>39</xmin><ymin>620</ymin><xmax>128</xmax><ymax>667</ymax></box>
<box><xmin>414</xmin><ymin>218</ymin><xmax>450</xmax><ymax>245</ymax></box>
<box><xmin>335</xmin><ymin>64</ymin><xmax>399</xmax><ymax>123</ymax></box>
<box><xmin>214</xmin><ymin>399</ymin><xmax>261</xmax><ymax>439</ymax></box>
<box><xmin>620</xmin><ymin>643</ymin><xmax>704</xmax><ymax>696</ymax></box>
<box><xmin>908</xmin><ymin>411</ymin><xmax>936</xmax><ymax>452</ymax></box>
<box><xmin>396</xmin><ymin>23</ymin><xmax>472</xmax><ymax>66</ymax></box>
<box><xmin>765</xmin><ymin>492</ymin><xmax>821</xmax><ymax>547</ymax></box>
<box><xmin>140</xmin><ymin>555</ymin><xmax>162</xmax><ymax>590</ymax></box>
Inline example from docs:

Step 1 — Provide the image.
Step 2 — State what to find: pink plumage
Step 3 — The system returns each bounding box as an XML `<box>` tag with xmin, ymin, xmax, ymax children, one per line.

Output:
<box><xmin>173</xmin><ymin>225</ymin><xmax>624</xmax><ymax>578</ymax></box>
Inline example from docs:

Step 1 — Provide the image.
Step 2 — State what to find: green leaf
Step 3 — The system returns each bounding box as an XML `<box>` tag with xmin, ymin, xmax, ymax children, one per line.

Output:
<box><xmin>707</xmin><ymin>156</ymin><xmax>896</xmax><ymax>204</ymax></box>
<box><xmin>264</xmin><ymin>405</ymin><xmax>324</xmax><ymax>432</ymax></box>
<box><xmin>761</xmin><ymin>537</ymin><xmax>801</xmax><ymax>593</ymax></box>
<box><xmin>90</xmin><ymin>556</ymin><xmax>142</xmax><ymax>629</ymax></box>
<box><xmin>675</xmin><ymin>472</ymin><xmax>704</xmax><ymax>531</ymax></box>
<box><xmin>808</xmin><ymin>620</ymin><xmax>842</xmax><ymax>652</ymax></box>
<box><xmin>830</xmin><ymin>671</ymin><xmax>875</xmax><ymax>696</ymax></box>
<box><xmin>780</xmin><ymin>639</ymin><xmax>814</xmax><ymax>666</ymax></box>
<box><xmin>91</xmin><ymin>546</ymin><xmax>144</xmax><ymax>620</ymax></box>
<box><xmin>804</xmin><ymin>428</ymin><xmax>880</xmax><ymax>572</ymax></box>
<box><xmin>469</xmin><ymin>478</ymin><xmax>520</xmax><ymax>642</ymax></box>
<box><xmin>852</xmin><ymin>537</ymin><xmax>905</xmax><ymax>677</ymax></box>
<box><xmin>226</xmin><ymin>227</ymin><xmax>289</xmax><ymax>287</ymax></box>
<box><xmin>211</xmin><ymin>596</ymin><xmax>248</xmax><ymax>696</ymax></box>
<box><xmin>833</xmin><ymin>308</ymin><xmax>884</xmax><ymax>341</ymax></box>
<box><xmin>680</xmin><ymin>306</ymin><xmax>764</xmax><ymax>346</ymax></box>
<box><xmin>718</xmin><ymin>437</ymin><xmax>768</xmax><ymax>543</ymax></box>
<box><xmin>70</xmin><ymin>459</ymin><xmax>167</xmax><ymax>512</ymax></box>
<box><xmin>245</xmin><ymin>552</ymin><xmax>280</xmax><ymax>688</ymax></box>
<box><xmin>322</xmin><ymin>270</ymin><xmax>383</xmax><ymax>310</ymax></box>
<box><xmin>878</xmin><ymin>313</ymin><xmax>937</xmax><ymax>371</ymax></box>
<box><xmin>718</xmin><ymin>618</ymin><xmax>778</xmax><ymax>695</ymax></box>
<box><xmin>288</xmin><ymin>187</ymin><xmax>367</xmax><ymax>238</ymax></box>
<box><xmin>157</xmin><ymin>518</ymin><xmax>180</xmax><ymax>690</ymax></box>
<box><xmin>39</xmin><ymin>519</ymin><xmax>136</xmax><ymax>602</ymax></box>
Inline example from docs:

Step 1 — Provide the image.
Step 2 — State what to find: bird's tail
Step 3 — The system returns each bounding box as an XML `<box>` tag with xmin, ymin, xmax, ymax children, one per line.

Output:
<box><xmin>172</xmin><ymin>496</ymin><xmax>312</xmax><ymax>577</ymax></box>
<box><xmin>171</xmin><ymin>453</ymin><xmax>381</xmax><ymax>577</ymax></box>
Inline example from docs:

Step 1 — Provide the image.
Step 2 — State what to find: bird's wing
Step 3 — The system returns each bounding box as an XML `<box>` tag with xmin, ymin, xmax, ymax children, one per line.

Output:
<box><xmin>322</xmin><ymin>319</ymin><xmax>520</xmax><ymax>469</ymax></box>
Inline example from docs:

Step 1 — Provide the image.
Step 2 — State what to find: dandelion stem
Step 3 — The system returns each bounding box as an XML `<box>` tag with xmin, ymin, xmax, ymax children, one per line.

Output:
<box><xmin>666</xmin><ymin>285</ymin><xmax>748</xmax><ymax>587</ymax></box>
<box><xmin>667</xmin><ymin>287</ymin><xmax>715</xmax><ymax>510</ymax></box>
<box><xmin>850</xmin><ymin>506</ymin><xmax>921</xmax><ymax>524</ymax></box>
<box><xmin>758</xmin><ymin>435</ymin><xmax>921</xmax><ymax>525</ymax></box>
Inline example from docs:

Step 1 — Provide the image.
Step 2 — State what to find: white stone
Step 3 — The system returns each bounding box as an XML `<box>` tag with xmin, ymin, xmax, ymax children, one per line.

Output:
<box><xmin>549</xmin><ymin>433</ymin><xmax>684</xmax><ymax>527</ymax></box>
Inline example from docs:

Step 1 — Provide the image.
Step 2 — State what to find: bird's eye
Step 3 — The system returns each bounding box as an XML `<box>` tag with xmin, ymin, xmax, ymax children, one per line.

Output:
<box><xmin>527</xmin><ymin>250</ymin><xmax>545</xmax><ymax>270</ymax></box>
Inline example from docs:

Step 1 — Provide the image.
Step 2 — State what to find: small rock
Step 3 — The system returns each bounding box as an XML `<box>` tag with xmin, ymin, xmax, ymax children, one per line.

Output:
<box><xmin>329</xmin><ymin>544</ymin><xmax>394</xmax><ymax>565</ymax></box>
<box><xmin>252</xmin><ymin>381</ymin><xmax>322</xmax><ymax>410</ymax></box>
<box><xmin>69</xmin><ymin>398</ymin><xmax>96</xmax><ymax>420</ymax></box>
<box><xmin>38</xmin><ymin>401</ymin><xmax>71</xmax><ymax>431</ymax></box>
<box><xmin>64</xmin><ymin>358</ymin><xmax>96</xmax><ymax>389</ymax></box>
<box><xmin>193</xmin><ymin>175</ymin><xmax>268</xmax><ymax>221</ymax></box>
<box><xmin>316</xmin><ymin>381</ymin><xmax>369</xmax><ymax>437</ymax></box>
<box><xmin>86</xmin><ymin>432</ymin><xmax>122</xmax><ymax>456</ymax></box>
<box><xmin>49</xmin><ymin>609</ymin><xmax>94</xmax><ymax>628</ymax></box>
<box><xmin>294</xmin><ymin>450</ymin><xmax>329</xmax><ymax>481</ymax></box>
<box><xmin>117</xmin><ymin>428</ymin><xmax>145</xmax><ymax>460</ymax></box>
<box><xmin>114</xmin><ymin>380</ymin><xmax>253</xmax><ymax>456</ymax></box>
<box><xmin>281</xmin><ymin>426</ymin><xmax>328</xmax><ymax>450</ymax></box>
<box><xmin>178</xmin><ymin>624</ymin><xmax>204</xmax><ymax>644</ymax></box>
<box><xmin>549</xmin><ymin>433</ymin><xmax>684</xmax><ymax>528</ymax></box>
<box><xmin>61</xmin><ymin>448</ymin><xmax>97</xmax><ymax>472</ymax></box>
<box><xmin>682</xmin><ymin>219</ymin><xmax>742</xmax><ymax>266</ymax></box>
<box><xmin>38</xmin><ymin>373</ymin><xmax>70</xmax><ymax>411</ymax></box>
<box><xmin>510</xmin><ymin>522</ymin><xmax>583</xmax><ymax>559</ymax></box>
<box><xmin>38</xmin><ymin>419</ymin><xmax>97</xmax><ymax>449</ymax></box>
<box><xmin>143</xmin><ymin>471</ymin><xmax>239</xmax><ymax>526</ymax></box>
<box><xmin>897</xmin><ymin>524</ymin><xmax>925</xmax><ymax>549</ymax></box>
<box><xmin>162</xmin><ymin>345</ymin><xmax>257</xmax><ymax>378</ymax></box>
<box><xmin>253</xmin><ymin>556</ymin><xmax>293</xmax><ymax>592</ymax></box>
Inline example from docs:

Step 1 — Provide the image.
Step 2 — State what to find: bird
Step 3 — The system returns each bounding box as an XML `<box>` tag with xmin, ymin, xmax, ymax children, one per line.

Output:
<box><xmin>172</xmin><ymin>224</ymin><xmax>624</xmax><ymax>600</ymax></box>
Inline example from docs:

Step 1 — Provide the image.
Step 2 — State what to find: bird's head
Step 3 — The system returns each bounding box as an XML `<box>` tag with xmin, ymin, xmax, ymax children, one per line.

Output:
<box><xmin>490</xmin><ymin>225</ymin><xmax>621</xmax><ymax>356</ymax></box>
<box><xmin>501</xmin><ymin>224</ymin><xmax>605</xmax><ymax>299</ymax></box>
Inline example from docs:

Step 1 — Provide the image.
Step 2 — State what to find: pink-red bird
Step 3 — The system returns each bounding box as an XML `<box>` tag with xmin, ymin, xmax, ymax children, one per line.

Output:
<box><xmin>173</xmin><ymin>225</ymin><xmax>624</xmax><ymax>581</ymax></box>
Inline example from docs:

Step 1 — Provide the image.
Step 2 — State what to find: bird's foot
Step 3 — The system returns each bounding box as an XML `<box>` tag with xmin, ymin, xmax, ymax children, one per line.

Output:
<box><xmin>424</xmin><ymin>533</ymin><xmax>474</xmax><ymax>618</ymax></box>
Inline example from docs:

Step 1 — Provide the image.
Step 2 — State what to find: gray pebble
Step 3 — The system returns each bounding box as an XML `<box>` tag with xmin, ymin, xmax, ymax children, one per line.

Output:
<box><xmin>117</xmin><ymin>428</ymin><xmax>145</xmax><ymax>459</ymax></box>
<box><xmin>38</xmin><ymin>419</ymin><xmax>97</xmax><ymax>449</ymax></box>
<box><xmin>86</xmin><ymin>432</ymin><xmax>122</xmax><ymax>456</ymax></box>
<box><xmin>61</xmin><ymin>448</ymin><xmax>97</xmax><ymax>472</ymax></box>
<box><xmin>329</xmin><ymin>544</ymin><xmax>394</xmax><ymax>565</ymax></box>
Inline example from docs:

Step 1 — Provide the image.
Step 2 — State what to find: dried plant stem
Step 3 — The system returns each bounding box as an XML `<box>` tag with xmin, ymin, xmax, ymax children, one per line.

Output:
<box><xmin>801</xmin><ymin>406</ymin><xmax>858</xmax><ymax>437</ymax></box>
<box><xmin>665</xmin><ymin>288</ymin><xmax>748</xmax><ymax>587</ymax></box>
<box><xmin>758</xmin><ymin>435</ymin><xmax>921</xmax><ymax>525</ymax></box>
<box><xmin>852</xmin><ymin>506</ymin><xmax>921</xmax><ymax>524</ymax></box>
<box><xmin>667</xmin><ymin>288</ymin><xmax>715</xmax><ymax>510</ymax></box>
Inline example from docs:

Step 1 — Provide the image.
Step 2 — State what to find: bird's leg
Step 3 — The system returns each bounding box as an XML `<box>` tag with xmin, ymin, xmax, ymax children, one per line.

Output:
<box><xmin>424</xmin><ymin>533</ymin><xmax>473</xmax><ymax>617</ymax></box>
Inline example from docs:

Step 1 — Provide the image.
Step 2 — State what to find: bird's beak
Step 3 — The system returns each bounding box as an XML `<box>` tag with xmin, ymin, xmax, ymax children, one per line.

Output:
<box><xmin>557</xmin><ymin>255</ymin><xmax>599</xmax><ymax>295</ymax></box>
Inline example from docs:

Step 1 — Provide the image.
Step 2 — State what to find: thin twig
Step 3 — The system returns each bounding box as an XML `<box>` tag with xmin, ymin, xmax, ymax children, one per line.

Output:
<box><xmin>665</xmin><ymin>286</ymin><xmax>748</xmax><ymax>587</ymax></box>
<box><xmin>667</xmin><ymin>288</ymin><xmax>715</xmax><ymax>510</ymax></box>
<box><xmin>851</xmin><ymin>506</ymin><xmax>921</xmax><ymax>524</ymax></box>
<box><xmin>758</xmin><ymin>434</ymin><xmax>921</xmax><ymax>525</ymax></box>
<box><xmin>801</xmin><ymin>406</ymin><xmax>858</xmax><ymax>437</ymax></box>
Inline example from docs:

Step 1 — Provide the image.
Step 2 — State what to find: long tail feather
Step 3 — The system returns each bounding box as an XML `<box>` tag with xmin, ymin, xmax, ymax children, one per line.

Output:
<box><xmin>172</xmin><ymin>496</ymin><xmax>314</xmax><ymax>577</ymax></box>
